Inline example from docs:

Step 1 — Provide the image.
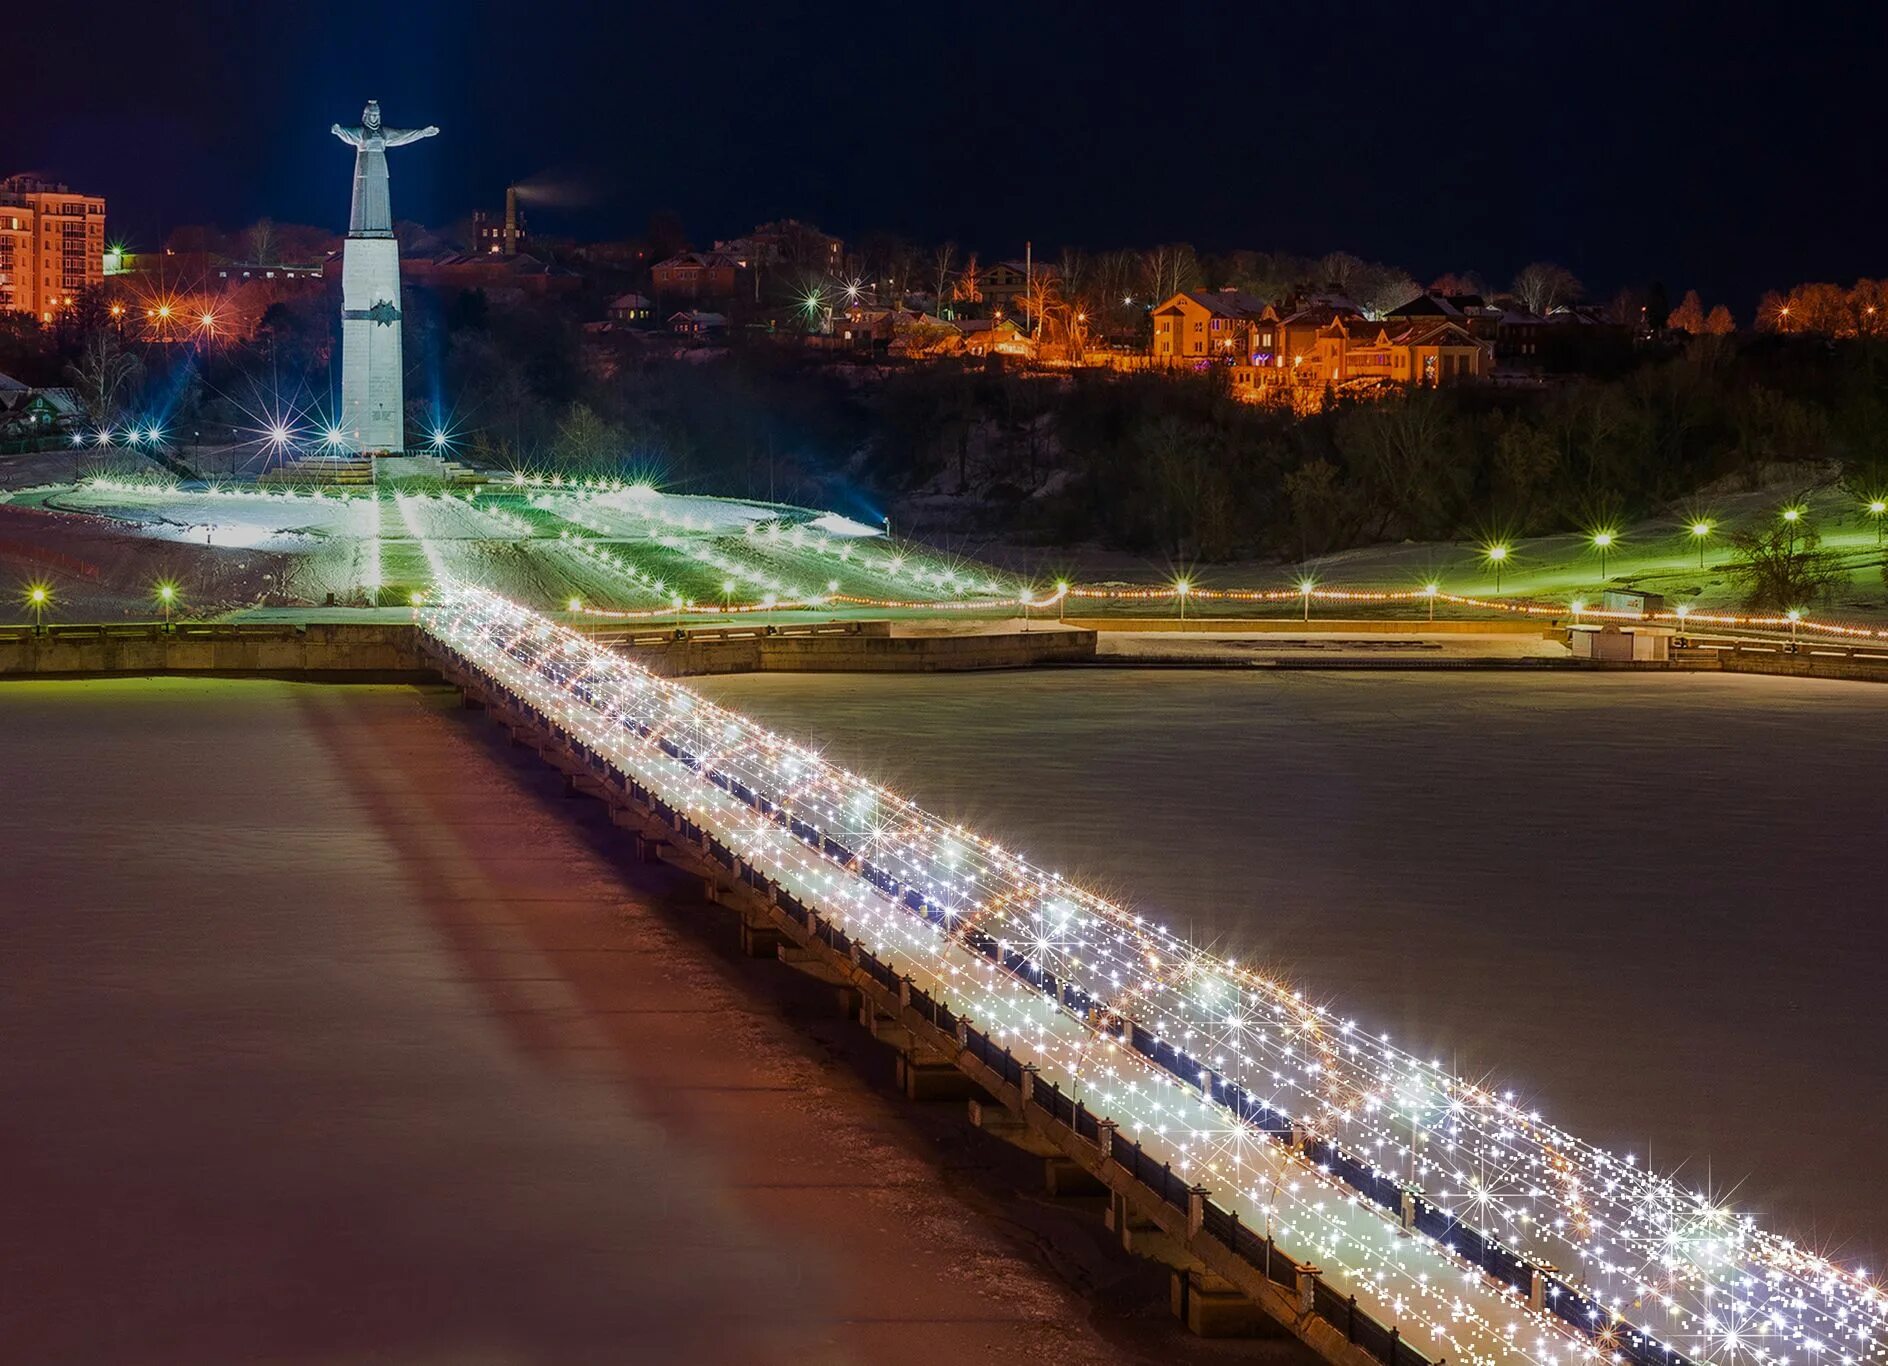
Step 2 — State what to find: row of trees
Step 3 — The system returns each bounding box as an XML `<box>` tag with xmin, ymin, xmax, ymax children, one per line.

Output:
<box><xmin>1755</xmin><ymin>280</ymin><xmax>1888</xmax><ymax>336</ymax></box>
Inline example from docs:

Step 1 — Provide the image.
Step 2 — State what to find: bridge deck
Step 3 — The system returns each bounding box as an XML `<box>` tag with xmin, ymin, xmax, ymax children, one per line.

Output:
<box><xmin>418</xmin><ymin>583</ymin><xmax>1888</xmax><ymax>1366</ymax></box>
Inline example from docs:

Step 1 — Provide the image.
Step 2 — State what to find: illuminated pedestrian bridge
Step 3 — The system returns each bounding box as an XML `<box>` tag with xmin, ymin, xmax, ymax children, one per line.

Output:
<box><xmin>418</xmin><ymin>582</ymin><xmax>1886</xmax><ymax>1366</ymax></box>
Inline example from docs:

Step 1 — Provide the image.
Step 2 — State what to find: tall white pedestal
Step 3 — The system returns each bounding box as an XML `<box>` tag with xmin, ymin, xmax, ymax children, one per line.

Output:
<box><xmin>339</xmin><ymin>235</ymin><xmax>405</xmax><ymax>453</ymax></box>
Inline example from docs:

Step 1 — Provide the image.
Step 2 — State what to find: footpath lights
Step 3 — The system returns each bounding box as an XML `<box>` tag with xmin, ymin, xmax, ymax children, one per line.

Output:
<box><xmin>422</xmin><ymin>584</ymin><xmax>1888</xmax><ymax>1366</ymax></box>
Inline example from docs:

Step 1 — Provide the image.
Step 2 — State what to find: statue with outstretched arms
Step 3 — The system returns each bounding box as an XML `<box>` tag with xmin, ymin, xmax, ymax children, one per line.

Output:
<box><xmin>331</xmin><ymin>100</ymin><xmax>438</xmax><ymax>236</ymax></box>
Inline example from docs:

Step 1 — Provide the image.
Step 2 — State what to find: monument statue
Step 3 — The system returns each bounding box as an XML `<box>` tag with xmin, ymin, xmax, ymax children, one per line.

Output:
<box><xmin>331</xmin><ymin>101</ymin><xmax>439</xmax><ymax>238</ymax></box>
<box><xmin>330</xmin><ymin>100</ymin><xmax>437</xmax><ymax>453</ymax></box>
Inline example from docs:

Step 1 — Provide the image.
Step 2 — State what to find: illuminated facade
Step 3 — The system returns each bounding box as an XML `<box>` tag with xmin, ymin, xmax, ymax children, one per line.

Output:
<box><xmin>1151</xmin><ymin>289</ymin><xmax>1273</xmax><ymax>362</ymax></box>
<box><xmin>0</xmin><ymin>175</ymin><xmax>106</xmax><ymax>320</ymax></box>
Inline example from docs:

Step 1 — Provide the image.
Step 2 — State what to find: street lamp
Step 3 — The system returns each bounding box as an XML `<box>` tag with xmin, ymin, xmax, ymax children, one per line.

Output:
<box><xmin>1423</xmin><ymin>581</ymin><xmax>1439</xmax><ymax>622</ymax></box>
<box><xmin>1690</xmin><ymin>520</ymin><xmax>1713</xmax><ymax>568</ymax></box>
<box><xmin>1868</xmin><ymin>500</ymin><xmax>1886</xmax><ymax>546</ymax></box>
<box><xmin>1298</xmin><ymin>576</ymin><xmax>1316</xmax><ymax>622</ymax></box>
<box><xmin>1590</xmin><ymin>529</ymin><xmax>1615</xmax><ymax>580</ymax></box>
<box><xmin>27</xmin><ymin>583</ymin><xmax>49</xmax><ymax>633</ymax></box>
<box><xmin>1781</xmin><ymin>505</ymin><xmax>1803</xmax><ymax>554</ymax></box>
<box><xmin>567</xmin><ymin>596</ymin><xmax>583</xmax><ymax>614</ymax></box>
<box><xmin>1175</xmin><ymin>577</ymin><xmax>1191</xmax><ymax>624</ymax></box>
<box><xmin>1786</xmin><ymin>607</ymin><xmax>1802</xmax><ymax>644</ymax></box>
<box><xmin>1483</xmin><ymin>543</ymin><xmax>1509</xmax><ymax>594</ymax></box>
<box><xmin>155</xmin><ymin>580</ymin><xmax>177</xmax><ymax>630</ymax></box>
<box><xmin>1055</xmin><ymin>579</ymin><xmax>1069</xmax><ymax>623</ymax></box>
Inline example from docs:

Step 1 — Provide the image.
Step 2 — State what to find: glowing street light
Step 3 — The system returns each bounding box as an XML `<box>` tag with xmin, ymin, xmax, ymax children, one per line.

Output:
<box><xmin>1175</xmin><ymin>577</ymin><xmax>1191</xmax><ymax>624</ymax></box>
<box><xmin>1298</xmin><ymin>576</ymin><xmax>1317</xmax><ymax>622</ymax></box>
<box><xmin>567</xmin><ymin>596</ymin><xmax>583</xmax><ymax>614</ymax></box>
<box><xmin>1786</xmin><ymin>607</ymin><xmax>1802</xmax><ymax>644</ymax></box>
<box><xmin>1868</xmin><ymin>499</ymin><xmax>1887</xmax><ymax>546</ymax></box>
<box><xmin>26</xmin><ymin>583</ymin><xmax>50</xmax><ymax>633</ymax></box>
<box><xmin>1423</xmin><ymin>580</ymin><xmax>1439</xmax><ymax>622</ymax></box>
<box><xmin>1589</xmin><ymin>528</ymin><xmax>1616</xmax><ymax>579</ymax></box>
<box><xmin>1690</xmin><ymin>519</ymin><xmax>1714</xmax><ymax>568</ymax></box>
<box><xmin>155</xmin><ymin>580</ymin><xmax>178</xmax><ymax>629</ymax></box>
<box><xmin>1781</xmin><ymin>505</ymin><xmax>1803</xmax><ymax>554</ymax></box>
<box><xmin>1570</xmin><ymin>596</ymin><xmax>1586</xmax><ymax>622</ymax></box>
<box><xmin>1482</xmin><ymin>542</ymin><xmax>1509</xmax><ymax>593</ymax></box>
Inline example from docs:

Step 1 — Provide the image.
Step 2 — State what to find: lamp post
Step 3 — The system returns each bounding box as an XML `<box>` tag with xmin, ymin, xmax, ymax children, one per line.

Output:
<box><xmin>1056</xmin><ymin>580</ymin><xmax>1068</xmax><ymax>623</ymax></box>
<box><xmin>28</xmin><ymin>584</ymin><xmax>48</xmax><ymax>634</ymax></box>
<box><xmin>1424</xmin><ymin>581</ymin><xmax>1439</xmax><ymax>622</ymax></box>
<box><xmin>1869</xmin><ymin>500</ymin><xmax>1886</xmax><ymax>546</ymax></box>
<box><xmin>1299</xmin><ymin>577</ymin><xmax>1316</xmax><ymax>622</ymax></box>
<box><xmin>1786</xmin><ymin>608</ymin><xmax>1802</xmax><ymax>645</ymax></box>
<box><xmin>156</xmin><ymin>581</ymin><xmax>177</xmax><ymax>631</ymax></box>
<box><xmin>1176</xmin><ymin>578</ymin><xmax>1191</xmax><ymax>625</ymax></box>
<box><xmin>1485</xmin><ymin>543</ymin><xmax>1508</xmax><ymax>594</ymax></box>
<box><xmin>1782</xmin><ymin>506</ymin><xmax>1803</xmax><ymax>554</ymax></box>
<box><xmin>1690</xmin><ymin>520</ymin><xmax>1713</xmax><ymax>568</ymax></box>
<box><xmin>1591</xmin><ymin>529</ymin><xmax>1615</xmax><ymax>580</ymax></box>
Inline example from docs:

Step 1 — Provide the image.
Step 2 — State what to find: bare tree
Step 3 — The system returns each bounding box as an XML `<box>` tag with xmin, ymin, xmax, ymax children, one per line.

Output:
<box><xmin>930</xmin><ymin>241</ymin><xmax>957</xmax><ymax>308</ymax></box>
<box><xmin>247</xmin><ymin>218</ymin><xmax>276</xmax><ymax>265</ymax></box>
<box><xmin>1428</xmin><ymin>271</ymin><xmax>1487</xmax><ymax>297</ymax></box>
<box><xmin>1138</xmin><ymin>243</ymin><xmax>1200</xmax><ymax>303</ymax></box>
<box><xmin>65</xmin><ymin>332</ymin><xmax>143</xmax><ymax>424</ymax></box>
<box><xmin>952</xmin><ymin>253</ymin><xmax>983</xmax><ymax>305</ymax></box>
<box><xmin>1354</xmin><ymin>265</ymin><xmax>1420</xmax><ymax>319</ymax></box>
<box><xmin>1511</xmin><ymin>261</ymin><xmax>1582</xmax><ymax>316</ymax></box>
<box><xmin>1316</xmin><ymin>251</ymin><xmax>1368</xmax><ymax>294</ymax></box>
<box><xmin>1725</xmin><ymin>523</ymin><xmax>1845</xmax><ymax>609</ymax></box>
<box><xmin>1020</xmin><ymin>271</ymin><xmax>1059</xmax><ymax>341</ymax></box>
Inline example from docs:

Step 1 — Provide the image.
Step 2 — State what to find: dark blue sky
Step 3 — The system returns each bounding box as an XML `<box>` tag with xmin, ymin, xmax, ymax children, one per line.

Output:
<box><xmin>6</xmin><ymin>0</ymin><xmax>1883</xmax><ymax>312</ymax></box>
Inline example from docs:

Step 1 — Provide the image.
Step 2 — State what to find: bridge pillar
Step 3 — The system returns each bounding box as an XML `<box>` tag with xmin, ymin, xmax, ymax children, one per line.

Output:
<box><xmin>1294</xmin><ymin>1265</ymin><xmax>1320</xmax><ymax>1319</ymax></box>
<box><xmin>897</xmin><ymin>1053</ymin><xmax>976</xmax><ymax>1101</ymax></box>
<box><xmin>1044</xmin><ymin>1157</ymin><xmax>1106</xmax><ymax>1197</ymax></box>
<box><xmin>1171</xmin><ymin>1269</ymin><xmax>1275</xmax><ymax>1338</ymax></box>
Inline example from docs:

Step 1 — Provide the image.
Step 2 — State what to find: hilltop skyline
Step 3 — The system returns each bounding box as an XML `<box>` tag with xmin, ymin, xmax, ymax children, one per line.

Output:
<box><xmin>6</xmin><ymin>0</ymin><xmax>1887</xmax><ymax>312</ymax></box>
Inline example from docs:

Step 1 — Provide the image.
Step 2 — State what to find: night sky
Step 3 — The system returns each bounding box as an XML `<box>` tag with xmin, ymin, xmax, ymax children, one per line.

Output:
<box><xmin>6</xmin><ymin>1</ymin><xmax>1882</xmax><ymax>311</ymax></box>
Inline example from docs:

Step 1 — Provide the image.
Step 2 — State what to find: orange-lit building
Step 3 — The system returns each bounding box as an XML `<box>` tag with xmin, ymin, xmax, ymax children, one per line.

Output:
<box><xmin>1231</xmin><ymin>316</ymin><xmax>1489</xmax><ymax>404</ymax></box>
<box><xmin>1151</xmin><ymin>289</ymin><xmax>1274</xmax><ymax>362</ymax></box>
<box><xmin>0</xmin><ymin>174</ymin><xmax>107</xmax><ymax>319</ymax></box>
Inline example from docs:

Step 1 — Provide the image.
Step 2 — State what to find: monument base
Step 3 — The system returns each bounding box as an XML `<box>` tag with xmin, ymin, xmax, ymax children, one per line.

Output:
<box><xmin>338</xmin><ymin>235</ymin><xmax>406</xmax><ymax>454</ymax></box>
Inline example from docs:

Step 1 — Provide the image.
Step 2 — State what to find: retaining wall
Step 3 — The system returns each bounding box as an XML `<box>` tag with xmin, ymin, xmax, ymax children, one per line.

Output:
<box><xmin>1071</xmin><ymin>616</ymin><xmax>1555</xmax><ymax>636</ymax></box>
<box><xmin>0</xmin><ymin>623</ymin><xmax>429</xmax><ymax>680</ymax></box>
<box><xmin>0</xmin><ymin>619</ymin><xmax>1097</xmax><ymax>681</ymax></box>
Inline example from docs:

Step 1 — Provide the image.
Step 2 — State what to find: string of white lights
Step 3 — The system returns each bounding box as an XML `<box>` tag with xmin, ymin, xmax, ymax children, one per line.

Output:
<box><xmin>417</xmin><ymin>582</ymin><xmax>1887</xmax><ymax>1366</ymax></box>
